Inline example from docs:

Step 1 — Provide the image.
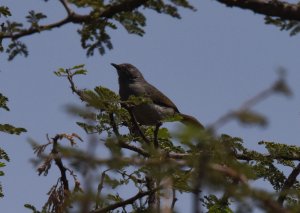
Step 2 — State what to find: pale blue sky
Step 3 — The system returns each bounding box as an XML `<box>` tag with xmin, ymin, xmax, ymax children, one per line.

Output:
<box><xmin>1</xmin><ymin>0</ymin><xmax>300</xmax><ymax>212</ymax></box>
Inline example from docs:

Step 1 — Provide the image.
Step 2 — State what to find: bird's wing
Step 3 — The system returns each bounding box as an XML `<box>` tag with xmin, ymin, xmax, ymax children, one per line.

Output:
<box><xmin>144</xmin><ymin>83</ymin><xmax>180</xmax><ymax>113</ymax></box>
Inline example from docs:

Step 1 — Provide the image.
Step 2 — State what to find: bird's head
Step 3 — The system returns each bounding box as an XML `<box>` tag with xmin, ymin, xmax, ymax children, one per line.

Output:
<box><xmin>111</xmin><ymin>63</ymin><xmax>144</xmax><ymax>82</ymax></box>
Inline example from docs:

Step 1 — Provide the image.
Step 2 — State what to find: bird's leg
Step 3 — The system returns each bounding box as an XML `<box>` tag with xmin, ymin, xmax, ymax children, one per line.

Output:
<box><xmin>126</xmin><ymin>106</ymin><xmax>150</xmax><ymax>144</ymax></box>
<box><xmin>154</xmin><ymin>122</ymin><xmax>162</xmax><ymax>149</ymax></box>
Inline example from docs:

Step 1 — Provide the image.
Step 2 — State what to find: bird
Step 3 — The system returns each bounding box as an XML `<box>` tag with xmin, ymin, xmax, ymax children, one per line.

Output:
<box><xmin>111</xmin><ymin>63</ymin><xmax>204</xmax><ymax>129</ymax></box>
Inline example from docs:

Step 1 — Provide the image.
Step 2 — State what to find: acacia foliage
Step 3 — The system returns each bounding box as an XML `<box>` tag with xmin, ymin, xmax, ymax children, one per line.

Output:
<box><xmin>1</xmin><ymin>1</ymin><xmax>300</xmax><ymax>212</ymax></box>
<box><xmin>3</xmin><ymin>0</ymin><xmax>300</xmax><ymax>61</ymax></box>
<box><xmin>0</xmin><ymin>0</ymin><xmax>194</xmax><ymax>60</ymax></box>
<box><xmin>22</xmin><ymin>65</ymin><xmax>299</xmax><ymax>213</ymax></box>
<box><xmin>0</xmin><ymin>92</ymin><xmax>26</xmax><ymax>198</ymax></box>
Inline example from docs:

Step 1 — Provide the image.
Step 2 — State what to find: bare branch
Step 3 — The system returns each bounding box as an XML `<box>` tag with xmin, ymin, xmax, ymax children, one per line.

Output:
<box><xmin>208</xmin><ymin>85</ymin><xmax>274</xmax><ymax>130</ymax></box>
<box><xmin>171</xmin><ymin>189</ymin><xmax>177</xmax><ymax>210</ymax></box>
<box><xmin>217</xmin><ymin>0</ymin><xmax>300</xmax><ymax>21</ymax></box>
<box><xmin>168</xmin><ymin>151</ymin><xmax>300</xmax><ymax>162</ymax></box>
<box><xmin>52</xmin><ymin>135</ymin><xmax>69</xmax><ymax>192</ymax></box>
<box><xmin>59</xmin><ymin>0</ymin><xmax>72</xmax><ymax>15</ymax></box>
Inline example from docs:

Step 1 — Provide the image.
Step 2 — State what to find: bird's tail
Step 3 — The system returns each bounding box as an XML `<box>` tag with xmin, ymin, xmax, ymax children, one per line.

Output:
<box><xmin>179</xmin><ymin>113</ymin><xmax>204</xmax><ymax>129</ymax></box>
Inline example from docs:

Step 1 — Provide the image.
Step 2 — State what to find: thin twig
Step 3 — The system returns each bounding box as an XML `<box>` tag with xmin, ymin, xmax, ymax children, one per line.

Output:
<box><xmin>52</xmin><ymin>135</ymin><xmax>69</xmax><ymax>192</ymax></box>
<box><xmin>65</xmin><ymin>69</ymin><xmax>84</xmax><ymax>99</ymax></box>
<box><xmin>117</xmin><ymin>170</ymin><xmax>146</xmax><ymax>184</ymax></box>
<box><xmin>119</xmin><ymin>142</ymin><xmax>150</xmax><ymax>157</ymax></box>
<box><xmin>95</xmin><ymin>169</ymin><xmax>110</xmax><ymax>209</ymax></box>
<box><xmin>209</xmin><ymin>86</ymin><xmax>274</xmax><ymax>130</ymax></box>
<box><xmin>59</xmin><ymin>0</ymin><xmax>72</xmax><ymax>15</ymax></box>
<box><xmin>193</xmin><ymin>145</ymin><xmax>209</xmax><ymax>213</ymax></box>
<box><xmin>171</xmin><ymin>188</ymin><xmax>177</xmax><ymax>210</ymax></box>
<box><xmin>109</xmin><ymin>112</ymin><xmax>150</xmax><ymax>157</ymax></box>
<box><xmin>128</xmin><ymin>109</ymin><xmax>150</xmax><ymax>144</ymax></box>
<box><xmin>109</xmin><ymin>113</ymin><xmax>120</xmax><ymax>137</ymax></box>
<box><xmin>146</xmin><ymin>175</ymin><xmax>158</xmax><ymax>212</ymax></box>
<box><xmin>277</xmin><ymin>163</ymin><xmax>300</xmax><ymax>205</ymax></box>
<box><xmin>148</xmin><ymin>123</ymin><xmax>162</xmax><ymax>212</ymax></box>
<box><xmin>154</xmin><ymin>123</ymin><xmax>161</xmax><ymax>149</ymax></box>
<box><xmin>169</xmin><ymin>151</ymin><xmax>300</xmax><ymax>162</ymax></box>
<box><xmin>91</xmin><ymin>188</ymin><xmax>160</xmax><ymax>213</ymax></box>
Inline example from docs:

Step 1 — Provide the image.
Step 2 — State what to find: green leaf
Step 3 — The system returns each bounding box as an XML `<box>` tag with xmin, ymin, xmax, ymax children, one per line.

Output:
<box><xmin>76</xmin><ymin>122</ymin><xmax>98</xmax><ymax>134</ymax></box>
<box><xmin>104</xmin><ymin>174</ymin><xmax>121</xmax><ymax>189</ymax></box>
<box><xmin>71</xmin><ymin>64</ymin><xmax>85</xmax><ymax>69</ymax></box>
<box><xmin>0</xmin><ymin>148</ymin><xmax>9</xmax><ymax>161</ymax></box>
<box><xmin>265</xmin><ymin>16</ymin><xmax>300</xmax><ymax>36</ymax></box>
<box><xmin>81</xmin><ymin>86</ymin><xmax>119</xmax><ymax>111</ymax></box>
<box><xmin>73</xmin><ymin>69</ymin><xmax>87</xmax><ymax>76</ymax></box>
<box><xmin>0</xmin><ymin>124</ymin><xmax>27</xmax><ymax>135</ymax></box>
<box><xmin>53</xmin><ymin>68</ymin><xmax>66</xmax><ymax>76</ymax></box>
<box><xmin>78</xmin><ymin>20</ymin><xmax>113</xmax><ymax>56</ymax></box>
<box><xmin>106</xmin><ymin>193</ymin><xmax>123</xmax><ymax>202</ymax></box>
<box><xmin>0</xmin><ymin>183</ymin><xmax>3</xmax><ymax>198</ymax></box>
<box><xmin>115</xmin><ymin>11</ymin><xmax>146</xmax><ymax>36</ymax></box>
<box><xmin>272</xmin><ymin>78</ymin><xmax>292</xmax><ymax>97</ymax></box>
<box><xmin>0</xmin><ymin>93</ymin><xmax>9</xmax><ymax>111</ymax></box>
<box><xmin>6</xmin><ymin>40</ymin><xmax>28</xmax><ymax>61</ymax></box>
<box><xmin>26</xmin><ymin>10</ymin><xmax>47</xmax><ymax>28</ymax></box>
<box><xmin>24</xmin><ymin>204</ymin><xmax>40</xmax><ymax>213</ymax></box>
<box><xmin>0</xmin><ymin>6</ymin><xmax>11</xmax><ymax>17</ymax></box>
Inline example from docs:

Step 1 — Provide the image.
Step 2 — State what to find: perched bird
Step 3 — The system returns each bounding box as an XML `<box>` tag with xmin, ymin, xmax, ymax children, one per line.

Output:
<box><xmin>111</xmin><ymin>63</ymin><xmax>204</xmax><ymax>129</ymax></box>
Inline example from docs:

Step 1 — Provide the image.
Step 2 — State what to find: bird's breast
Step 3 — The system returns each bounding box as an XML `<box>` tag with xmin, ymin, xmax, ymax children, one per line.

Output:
<box><xmin>119</xmin><ymin>81</ymin><xmax>146</xmax><ymax>100</ymax></box>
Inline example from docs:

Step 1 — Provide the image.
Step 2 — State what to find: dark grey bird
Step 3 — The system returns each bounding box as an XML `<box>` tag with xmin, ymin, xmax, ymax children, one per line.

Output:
<box><xmin>111</xmin><ymin>63</ymin><xmax>204</xmax><ymax>129</ymax></box>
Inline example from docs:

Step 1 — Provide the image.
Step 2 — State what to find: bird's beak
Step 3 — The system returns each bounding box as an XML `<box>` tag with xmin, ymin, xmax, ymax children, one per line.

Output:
<box><xmin>111</xmin><ymin>63</ymin><xmax>119</xmax><ymax>70</ymax></box>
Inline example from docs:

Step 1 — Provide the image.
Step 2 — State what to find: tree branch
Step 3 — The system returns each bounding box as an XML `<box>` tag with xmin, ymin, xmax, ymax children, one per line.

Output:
<box><xmin>2</xmin><ymin>14</ymin><xmax>89</xmax><ymax>40</ymax></box>
<box><xmin>59</xmin><ymin>0</ymin><xmax>72</xmax><ymax>15</ymax></box>
<box><xmin>91</xmin><ymin>188</ymin><xmax>159</xmax><ymax>213</ymax></box>
<box><xmin>119</xmin><ymin>141</ymin><xmax>150</xmax><ymax>157</ymax></box>
<box><xmin>51</xmin><ymin>134</ymin><xmax>69</xmax><ymax>192</ymax></box>
<box><xmin>109</xmin><ymin>112</ymin><xmax>150</xmax><ymax>157</ymax></box>
<box><xmin>95</xmin><ymin>169</ymin><xmax>110</xmax><ymax>209</ymax></box>
<box><xmin>277</xmin><ymin>162</ymin><xmax>300</xmax><ymax>205</ymax></box>
<box><xmin>127</xmin><ymin>109</ymin><xmax>151</xmax><ymax>144</ymax></box>
<box><xmin>1</xmin><ymin>0</ymin><xmax>150</xmax><ymax>40</ymax></box>
<box><xmin>209</xmin><ymin>82</ymin><xmax>274</xmax><ymax>130</ymax></box>
<box><xmin>171</xmin><ymin>188</ymin><xmax>177</xmax><ymax>210</ymax></box>
<box><xmin>216</xmin><ymin>0</ymin><xmax>300</xmax><ymax>21</ymax></box>
<box><xmin>168</xmin><ymin>151</ymin><xmax>300</xmax><ymax>162</ymax></box>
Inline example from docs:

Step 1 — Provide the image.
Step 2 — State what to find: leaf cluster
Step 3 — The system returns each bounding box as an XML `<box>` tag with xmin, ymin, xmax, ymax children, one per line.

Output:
<box><xmin>0</xmin><ymin>0</ymin><xmax>195</xmax><ymax>60</ymax></box>
<box><xmin>265</xmin><ymin>16</ymin><xmax>300</xmax><ymax>36</ymax></box>
<box><xmin>0</xmin><ymin>92</ymin><xmax>26</xmax><ymax>198</ymax></box>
